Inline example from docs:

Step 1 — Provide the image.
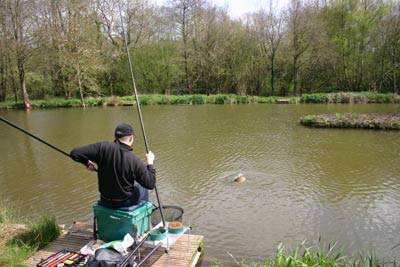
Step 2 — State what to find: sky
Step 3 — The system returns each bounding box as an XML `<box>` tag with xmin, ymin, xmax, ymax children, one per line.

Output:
<box><xmin>153</xmin><ymin>0</ymin><xmax>290</xmax><ymax>18</ymax></box>
<box><xmin>209</xmin><ymin>0</ymin><xmax>289</xmax><ymax>18</ymax></box>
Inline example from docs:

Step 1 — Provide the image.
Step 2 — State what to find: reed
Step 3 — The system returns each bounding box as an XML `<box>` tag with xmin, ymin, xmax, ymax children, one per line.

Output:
<box><xmin>218</xmin><ymin>242</ymin><xmax>393</xmax><ymax>267</ymax></box>
<box><xmin>0</xmin><ymin>203</ymin><xmax>19</xmax><ymax>224</ymax></box>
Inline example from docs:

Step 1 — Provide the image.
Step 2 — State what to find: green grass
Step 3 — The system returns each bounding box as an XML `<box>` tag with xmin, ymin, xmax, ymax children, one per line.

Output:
<box><xmin>0</xmin><ymin>203</ymin><xmax>61</xmax><ymax>267</ymax></box>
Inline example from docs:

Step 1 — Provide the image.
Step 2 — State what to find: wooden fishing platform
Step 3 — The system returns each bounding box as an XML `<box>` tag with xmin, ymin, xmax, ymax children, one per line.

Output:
<box><xmin>25</xmin><ymin>229</ymin><xmax>204</xmax><ymax>267</ymax></box>
<box><xmin>276</xmin><ymin>99</ymin><xmax>290</xmax><ymax>104</ymax></box>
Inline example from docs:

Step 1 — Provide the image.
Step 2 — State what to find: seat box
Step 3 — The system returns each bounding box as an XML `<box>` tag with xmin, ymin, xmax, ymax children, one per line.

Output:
<box><xmin>93</xmin><ymin>201</ymin><xmax>152</xmax><ymax>241</ymax></box>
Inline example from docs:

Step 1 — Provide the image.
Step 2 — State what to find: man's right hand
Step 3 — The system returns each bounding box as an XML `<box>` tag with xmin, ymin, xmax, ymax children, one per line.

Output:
<box><xmin>146</xmin><ymin>151</ymin><xmax>155</xmax><ymax>165</ymax></box>
<box><xmin>86</xmin><ymin>160</ymin><xmax>97</xmax><ymax>171</ymax></box>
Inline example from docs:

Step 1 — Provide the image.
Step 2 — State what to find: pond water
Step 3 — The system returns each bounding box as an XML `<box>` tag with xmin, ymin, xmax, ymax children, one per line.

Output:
<box><xmin>1</xmin><ymin>104</ymin><xmax>400</xmax><ymax>265</ymax></box>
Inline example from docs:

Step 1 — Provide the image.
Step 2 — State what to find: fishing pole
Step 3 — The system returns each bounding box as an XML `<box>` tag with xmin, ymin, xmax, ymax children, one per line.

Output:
<box><xmin>0</xmin><ymin>116</ymin><xmax>70</xmax><ymax>158</ymax></box>
<box><xmin>0</xmin><ymin>116</ymin><xmax>98</xmax><ymax>171</ymax></box>
<box><xmin>117</xmin><ymin>0</ymin><xmax>166</xmax><ymax>227</ymax></box>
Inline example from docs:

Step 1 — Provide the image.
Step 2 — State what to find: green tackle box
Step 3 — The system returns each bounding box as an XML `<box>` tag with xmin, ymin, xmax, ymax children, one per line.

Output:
<box><xmin>93</xmin><ymin>201</ymin><xmax>152</xmax><ymax>242</ymax></box>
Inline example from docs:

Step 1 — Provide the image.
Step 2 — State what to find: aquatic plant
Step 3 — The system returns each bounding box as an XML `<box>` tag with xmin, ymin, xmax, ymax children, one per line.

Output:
<box><xmin>300</xmin><ymin>113</ymin><xmax>400</xmax><ymax>130</ymax></box>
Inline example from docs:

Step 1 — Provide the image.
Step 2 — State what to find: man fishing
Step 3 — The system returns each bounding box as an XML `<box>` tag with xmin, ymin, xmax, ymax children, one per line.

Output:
<box><xmin>70</xmin><ymin>123</ymin><xmax>156</xmax><ymax>209</ymax></box>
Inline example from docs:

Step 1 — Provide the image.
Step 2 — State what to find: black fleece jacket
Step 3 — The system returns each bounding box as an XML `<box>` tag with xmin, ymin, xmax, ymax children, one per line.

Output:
<box><xmin>70</xmin><ymin>140</ymin><xmax>156</xmax><ymax>199</ymax></box>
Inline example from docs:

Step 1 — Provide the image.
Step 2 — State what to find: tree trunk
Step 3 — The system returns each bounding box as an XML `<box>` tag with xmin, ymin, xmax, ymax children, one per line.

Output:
<box><xmin>182</xmin><ymin>4</ymin><xmax>191</xmax><ymax>94</ymax></box>
<box><xmin>65</xmin><ymin>86</ymin><xmax>72</xmax><ymax>99</ymax></box>
<box><xmin>270</xmin><ymin>51</ymin><xmax>276</xmax><ymax>96</ymax></box>
<box><xmin>393</xmin><ymin>46</ymin><xmax>398</xmax><ymax>94</ymax></box>
<box><xmin>17</xmin><ymin>58</ymin><xmax>30</xmax><ymax>109</ymax></box>
<box><xmin>292</xmin><ymin>60</ymin><xmax>298</xmax><ymax>96</ymax></box>
<box><xmin>394</xmin><ymin>61</ymin><xmax>398</xmax><ymax>94</ymax></box>
<box><xmin>5</xmin><ymin>55</ymin><xmax>18</xmax><ymax>102</ymax></box>
<box><xmin>0</xmin><ymin>55</ymin><xmax>6</xmax><ymax>102</ymax></box>
<box><xmin>12</xmin><ymin>73</ymin><xmax>18</xmax><ymax>102</ymax></box>
<box><xmin>78</xmin><ymin>74</ymin><xmax>85</xmax><ymax>108</ymax></box>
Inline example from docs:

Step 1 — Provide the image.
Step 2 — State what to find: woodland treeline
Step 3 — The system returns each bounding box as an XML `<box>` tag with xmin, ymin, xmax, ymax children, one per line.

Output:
<box><xmin>0</xmin><ymin>0</ymin><xmax>399</xmax><ymax>108</ymax></box>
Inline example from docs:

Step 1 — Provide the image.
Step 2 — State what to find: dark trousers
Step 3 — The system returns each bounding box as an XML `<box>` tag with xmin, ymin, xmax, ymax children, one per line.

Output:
<box><xmin>98</xmin><ymin>183</ymin><xmax>149</xmax><ymax>210</ymax></box>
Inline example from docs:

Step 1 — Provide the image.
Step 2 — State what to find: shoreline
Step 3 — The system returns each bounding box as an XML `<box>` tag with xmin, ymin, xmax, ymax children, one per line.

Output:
<box><xmin>0</xmin><ymin>92</ymin><xmax>399</xmax><ymax>110</ymax></box>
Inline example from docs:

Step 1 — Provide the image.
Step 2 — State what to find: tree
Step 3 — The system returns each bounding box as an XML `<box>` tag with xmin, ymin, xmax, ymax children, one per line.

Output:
<box><xmin>221</xmin><ymin>19</ymin><xmax>258</xmax><ymax>95</ymax></box>
<box><xmin>0</xmin><ymin>0</ymin><xmax>398</xmax><ymax>101</ymax></box>
<box><xmin>377</xmin><ymin>2</ymin><xmax>400</xmax><ymax>93</ymax></box>
<box><xmin>322</xmin><ymin>0</ymin><xmax>387</xmax><ymax>91</ymax></box>
<box><xmin>252</xmin><ymin>1</ymin><xmax>284</xmax><ymax>95</ymax></box>
<box><xmin>6</xmin><ymin>0</ymin><xmax>34</xmax><ymax>108</ymax></box>
<box><xmin>168</xmin><ymin>0</ymin><xmax>206</xmax><ymax>93</ymax></box>
<box><xmin>191</xmin><ymin>4</ymin><xmax>235</xmax><ymax>94</ymax></box>
<box><xmin>96</xmin><ymin>0</ymin><xmax>156</xmax><ymax>95</ymax></box>
<box><xmin>286</xmin><ymin>0</ymin><xmax>312</xmax><ymax>95</ymax></box>
<box><xmin>65</xmin><ymin>0</ymin><xmax>105</xmax><ymax>106</ymax></box>
<box><xmin>39</xmin><ymin>0</ymin><xmax>106</xmax><ymax>106</ymax></box>
<box><xmin>297</xmin><ymin>0</ymin><xmax>333</xmax><ymax>93</ymax></box>
<box><xmin>0</xmin><ymin>0</ymin><xmax>9</xmax><ymax>101</ymax></box>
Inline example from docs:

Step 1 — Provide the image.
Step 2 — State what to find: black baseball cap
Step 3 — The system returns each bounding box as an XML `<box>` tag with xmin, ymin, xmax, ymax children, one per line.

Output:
<box><xmin>114</xmin><ymin>123</ymin><xmax>134</xmax><ymax>138</ymax></box>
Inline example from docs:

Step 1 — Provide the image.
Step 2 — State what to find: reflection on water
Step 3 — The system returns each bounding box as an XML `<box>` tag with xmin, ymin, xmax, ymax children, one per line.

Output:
<box><xmin>1</xmin><ymin>104</ymin><xmax>400</xmax><ymax>264</ymax></box>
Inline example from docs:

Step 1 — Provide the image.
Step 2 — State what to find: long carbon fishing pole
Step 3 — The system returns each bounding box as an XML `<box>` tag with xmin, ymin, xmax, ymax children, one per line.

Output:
<box><xmin>117</xmin><ymin>0</ymin><xmax>166</xmax><ymax>227</ymax></box>
<box><xmin>0</xmin><ymin>116</ymin><xmax>70</xmax><ymax>158</ymax></box>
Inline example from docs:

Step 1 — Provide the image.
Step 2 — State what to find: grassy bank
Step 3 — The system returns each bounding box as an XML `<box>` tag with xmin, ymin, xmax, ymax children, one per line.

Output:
<box><xmin>300</xmin><ymin>113</ymin><xmax>400</xmax><ymax>130</ymax></box>
<box><xmin>0</xmin><ymin>203</ymin><xmax>60</xmax><ymax>267</ymax></box>
<box><xmin>0</xmin><ymin>94</ymin><xmax>290</xmax><ymax>109</ymax></box>
<box><xmin>1</xmin><ymin>92</ymin><xmax>398</xmax><ymax>110</ymax></box>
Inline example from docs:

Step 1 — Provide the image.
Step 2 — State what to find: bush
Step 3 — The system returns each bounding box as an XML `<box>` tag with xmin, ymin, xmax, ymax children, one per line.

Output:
<box><xmin>300</xmin><ymin>93</ymin><xmax>330</xmax><ymax>103</ymax></box>
<box><xmin>367</xmin><ymin>93</ymin><xmax>393</xmax><ymax>103</ymax></box>
<box><xmin>86</xmin><ymin>98</ymin><xmax>105</xmax><ymax>106</ymax></box>
<box><xmin>105</xmin><ymin>95</ymin><xmax>120</xmax><ymax>106</ymax></box>
<box><xmin>137</xmin><ymin>95</ymin><xmax>154</xmax><ymax>105</ymax></box>
<box><xmin>190</xmin><ymin>94</ymin><xmax>205</xmax><ymax>104</ymax></box>
<box><xmin>235</xmin><ymin>95</ymin><xmax>249</xmax><ymax>104</ymax></box>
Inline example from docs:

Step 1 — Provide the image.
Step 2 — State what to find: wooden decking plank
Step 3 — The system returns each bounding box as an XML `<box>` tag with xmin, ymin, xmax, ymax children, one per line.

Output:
<box><xmin>25</xmin><ymin>232</ymin><xmax>203</xmax><ymax>267</ymax></box>
<box><xmin>137</xmin><ymin>235</ymin><xmax>204</xmax><ymax>267</ymax></box>
<box><xmin>25</xmin><ymin>231</ymin><xmax>92</xmax><ymax>266</ymax></box>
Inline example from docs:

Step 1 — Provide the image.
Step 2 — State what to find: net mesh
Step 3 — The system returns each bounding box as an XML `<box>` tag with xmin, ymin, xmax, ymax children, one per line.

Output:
<box><xmin>151</xmin><ymin>205</ymin><xmax>184</xmax><ymax>225</ymax></box>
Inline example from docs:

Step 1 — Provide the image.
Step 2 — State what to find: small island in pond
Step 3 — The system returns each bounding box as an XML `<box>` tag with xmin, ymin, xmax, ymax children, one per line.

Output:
<box><xmin>300</xmin><ymin>113</ymin><xmax>400</xmax><ymax>130</ymax></box>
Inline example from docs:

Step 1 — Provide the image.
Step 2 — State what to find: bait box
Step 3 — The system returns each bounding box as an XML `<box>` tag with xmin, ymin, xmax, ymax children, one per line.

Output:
<box><xmin>93</xmin><ymin>201</ymin><xmax>152</xmax><ymax>241</ymax></box>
